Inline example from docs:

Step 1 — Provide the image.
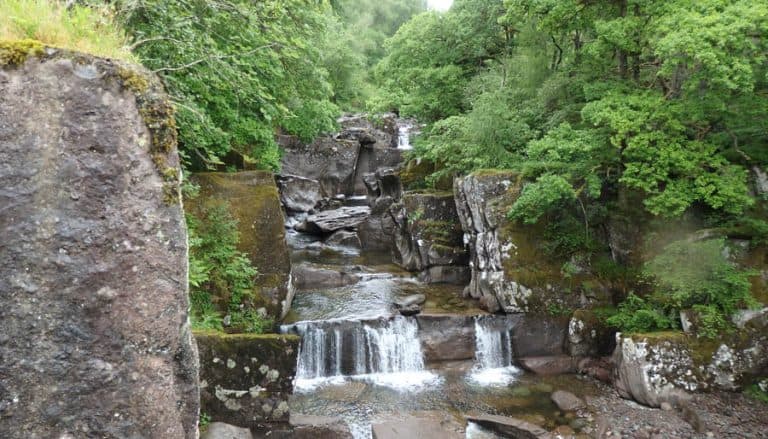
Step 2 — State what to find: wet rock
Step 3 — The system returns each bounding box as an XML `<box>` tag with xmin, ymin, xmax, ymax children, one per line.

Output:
<box><xmin>292</xmin><ymin>263</ymin><xmax>361</xmax><ymax>290</ymax></box>
<box><xmin>0</xmin><ymin>50</ymin><xmax>198</xmax><ymax>437</ymax></box>
<box><xmin>417</xmin><ymin>265</ymin><xmax>471</xmax><ymax>285</ymax></box>
<box><xmin>359</xmin><ymin>168</ymin><xmax>403</xmax><ymax>251</ymax></box>
<box><xmin>466</xmin><ymin>413</ymin><xmax>551</xmax><ymax>439</ymax></box>
<box><xmin>280</xmin><ymin>135</ymin><xmax>361</xmax><ymax>197</ymax></box>
<box><xmin>289</xmin><ymin>414</ymin><xmax>354</xmax><ymax>439</ymax></box>
<box><xmin>196</xmin><ymin>331</ymin><xmax>299</xmax><ymax>431</ymax></box>
<box><xmin>372</xmin><ymin>417</ymin><xmax>463</xmax><ymax>439</ymax></box>
<box><xmin>297</xmin><ymin>206</ymin><xmax>371</xmax><ymax>234</ymax></box>
<box><xmin>325</xmin><ymin>230</ymin><xmax>362</xmax><ymax>248</ymax></box>
<box><xmin>338</xmin><ymin>113</ymin><xmax>398</xmax><ymax>148</ymax></box>
<box><xmin>353</xmin><ymin>145</ymin><xmax>403</xmax><ymax>194</ymax></box>
<box><xmin>551</xmin><ymin>391</ymin><xmax>585</xmax><ymax>412</ymax></box>
<box><xmin>511</xmin><ymin>315</ymin><xmax>568</xmax><ymax>357</ymax></box>
<box><xmin>398</xmin><ymin>304</ymin><xmax>422</xmax><ymax>316</ymax></box>
<box><xmin>202</xmin><ymin>423</ymin><xmax>253</xmax><ymax>439</ymax></box>
<box><xmin>576</xmin><ymin>357</ymin><xmax>612</xmax><ymax>383</ymax></box>
<box><xmin>277</xmin><ymin>174</ymin><xmax>322</xmax><ymax>213</ymax></box>
<box><xmin>519</xmin><ymin>356</ymin><xmax>577</xmax><ymax>376</ymax></box>
<box><xmin>391</xmin><ymin>190</ymin><xmax>469</xmax><ymax>280</ymax></box>
<box><xmin>189</xmin><ymin>171</ymin><xmax>294</xmax><ymax>319</ymax></box>
<box><xmin>394</xmin><ymin>294</ymin><xmax>427</xmax><ymax>308</ymax></box>
<box><xmin>416</xmin><ymin>315</ymin><xmax>476</xmax><ymax>362</ymax></box>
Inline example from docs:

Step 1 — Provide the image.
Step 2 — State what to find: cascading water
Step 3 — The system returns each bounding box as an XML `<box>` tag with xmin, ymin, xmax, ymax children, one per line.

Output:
<box><xmin>468</xmin><ymin>315</ymin><xmax>521</xmax><ymax>385</ymax></box>
<box><xmin>397</xmin><ymin>123</ymin><xmax>412</xmax><ymax>150</ymax></box>
<box><xmin>289</xmin><ymin>316</ymin><xmax>439</xmax><ymax>391</ymax></box>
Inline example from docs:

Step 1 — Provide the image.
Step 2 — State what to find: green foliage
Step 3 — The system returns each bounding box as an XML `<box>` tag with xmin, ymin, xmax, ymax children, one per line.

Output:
<box><xmin>508</xmin><ymin>174</ymin><xmax>575</xmax><ymax>224</ymax></box>
<box><xmin>112</xmin><ymin>0</ymin><xmax>341</xmax><ymax>170</ymax></box>
<box><xmin>745</xmin><ymin>379</ymin><xmax>768</xmax><ymax>404</ymax></box>
<box><xmin>608</xmin><ymin>239</ymin><xmax>758</xmax><ymax>338</ymax></box>
<box><xmin>606</xmin><ymin>293</ymin><xmax>678</xmax><ymax>333</ymax></box>
<box><xmin>187</xmin><ymin>203</ymin><xmax>271</xmax><ymax>333</ymax></box>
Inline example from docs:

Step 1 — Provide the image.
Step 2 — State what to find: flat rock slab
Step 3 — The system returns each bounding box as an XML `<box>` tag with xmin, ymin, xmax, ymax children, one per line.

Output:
<box><xmin>466</xmin><ymin>413</ymin><xmax>552</xmax><ymax>439</ymax></box>
<box><xmin>518</xmin><ymin>356</ymin><xmax>577</xmax><ymax>376</ymax></box>
<box><xmin>372</xmin><ymin>418</ymin><xmax>463</xmax><ymax>439</ymax></box>
<box><xmin>201</xmin><ymin>423</ymin><xmax>253</xmax><ymax>439</ymax></box>
<box><xmin>292</xmin><ymin>263</ymin><xmax>362</xmax><ymax>290</ymax></box>
<box><xmin>0</xmin><ymin>51</ymin><xmax>198</xmax><ymax>437</ymax></box>
<box><xmin>289</xmin><ymin>414</ymin><xmax>354</xmax><ymax>439</ymax></box>
<box><xmin>298</xmin><ymin>206</ymin><xmax>371</xmax><ymax>234</ymax></box>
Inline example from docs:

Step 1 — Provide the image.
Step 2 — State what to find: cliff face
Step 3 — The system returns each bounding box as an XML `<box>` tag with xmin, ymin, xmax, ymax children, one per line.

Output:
<box><xmin>0</xmin><ymin>47</ymin><xmax>198</xmax><ymax>437</ymax></box>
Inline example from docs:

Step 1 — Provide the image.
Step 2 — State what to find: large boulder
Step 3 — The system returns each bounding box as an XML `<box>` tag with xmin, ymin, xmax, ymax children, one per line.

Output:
<box><xmin>416</xmin><ymin>315</ymin><xmax>476</xmax><ymax>362</ymax></box>
<box><xmin>612</xmin><ymin>317</ymin><xmax>768</xmax><ymax>407</ymax></box>
<box><xmin>352</xmin><ymin>145</ymin><xmax>402</xmax><ymax>194</ymax></box>
<box><xmin>289</xmin><ymin>414</ymin><xmax>354</xmax><ymax>439</ymax></box>
<box><xmin>297</xmin><ymin>206</ymin><xmax>371</xmax><ymax>235</ymax></box>
<box><xmin>188</xmin><ymin>171</ymin><xmax>294</xmax><ymax>320</ymax></box>
<box><xmin>338</xmin><ymin>113</ymin><xmax>398</xmax><ymax>149</ymax></box>
<box><xmin>292</xmin><ymin>263</ymin><xmax>362</xmax><ymax>290</ymax></box>
<box><xmin>358</xmin><ymin>168</ymin><xmax>403</xmax><ymax>251</ymax></box>
<box><xmin>465</xmin><ymin>414</ymin><xmax>551</xmax><ymax>439</ymax></box>
<box><xmin>454</xmin><ymin>171</ymin><xmax>609</xmax><ymax>313</ymax></box>
<box><xmin>280</xmin><ymin>135</ymin><xmax>361</xmax><ymax>197</ymax></box>
<box><xmin>276</xmin><ymin>174</ymin><xmax>322</xmax><ymax>213</ymax></box>
<box><xmin>196</xmin><ymin>331</ymin><xmax>300</xmax><ymax>432</ymax></box>
<box><xmin>0</xmin><ymin>48</ymin><xmax>198</xmax><ymax>437</ymax></box>
<box><xmin>391</xmin><ymin>190</ymin><xmax>469</xmax><ymax>284</ymax></box>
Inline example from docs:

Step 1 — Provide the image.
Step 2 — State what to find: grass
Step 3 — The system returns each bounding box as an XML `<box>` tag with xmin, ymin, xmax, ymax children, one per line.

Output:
<box><xmin>0</xmin><ymin>0</ymin><xmax>135</xmax><ymax>61</ymax></box>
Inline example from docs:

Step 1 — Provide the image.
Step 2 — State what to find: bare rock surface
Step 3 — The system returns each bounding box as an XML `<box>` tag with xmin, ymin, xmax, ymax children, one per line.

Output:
<box><xmin>289</xmin><ymin>414</ymin><xmax>354</xmax><ymax>439</ymax></box>
<box><xmin>201</xmin><ymin>423</ymin><xmax>253</xmax><ymax>439</ymax></box>
<box><xmin>466</xmin><ymin>413</ymin><xmax>551</xmax><ymax>438</ymax></box>
<box><xmin>297</xmin><ymin>206</ymin><xmax>371</xmax><ymax>234</ymax></box>
<box><xmin>0</xmin><ymin>50</ymin><xmax>198</xmax><ymax>437</ymax></box>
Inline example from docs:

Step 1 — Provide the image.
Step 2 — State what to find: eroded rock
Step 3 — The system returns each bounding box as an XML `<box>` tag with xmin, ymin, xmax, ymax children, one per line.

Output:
<box><xmin>201</xmin><ymin>423</ymin><xmax>253</xmax><ymax>439</ymax></box>
<box><xmin>297</xmin><ymin>206</ymin><xmax>371</xmax><ymax>235</ymax></box>
<box><xmin>465</xmin><ymin>413</ymin><xmax>551</xmax><ymax>439</ymax></box>
<box><xmin>277</xmin><ymin>174</ymin><xmax>323</xmax><ymax>213</ymax></box>
<box><xmin>289</xmin><ymin>414</ymin><xmax>354</xmax><ymax>439</ymax></box>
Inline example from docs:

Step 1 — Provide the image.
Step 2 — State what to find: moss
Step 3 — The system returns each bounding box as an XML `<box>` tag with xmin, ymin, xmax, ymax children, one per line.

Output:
<box><xmin>193</xmin><ymin>329</ymin><xmax>299</xmax><ymax>343</ymax></box>
<box><xmin>0</xmin><ymin>39</ymin><xmax>44</xmax><ymax>66</ymax></box>
<box><xmin>117</xmin><ymin>66</ymin><xmax>149</xmax><ymax>94</ymax></box>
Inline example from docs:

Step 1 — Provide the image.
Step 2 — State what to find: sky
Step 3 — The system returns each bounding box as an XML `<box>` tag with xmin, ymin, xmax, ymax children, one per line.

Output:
<box><xmin>427</xmin><ymin>0</ymin><xmax>453</xmax><ymax>11</ymax></box>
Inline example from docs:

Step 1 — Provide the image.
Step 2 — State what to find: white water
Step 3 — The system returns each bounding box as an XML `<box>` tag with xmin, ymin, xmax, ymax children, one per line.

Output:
<box><xmin>468</xmin><ymin>316</ymin><xmax>521</xmax><ymax>386</ymax></box>
<box><xmin>292</xmin><ymin>316</ymin><xmax>439</xmax><ymax>392</ymax></box>
<box><xmin>397</xmin><ymin>124</ymin><xmax>412</xmax><ymax>150</ymax></box>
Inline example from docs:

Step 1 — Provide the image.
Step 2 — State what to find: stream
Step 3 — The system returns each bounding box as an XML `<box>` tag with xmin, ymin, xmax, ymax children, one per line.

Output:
<box><xmin>281</xmin><ymin>227</ymin><xmax>601</xmax><ymax>438</ymax></box>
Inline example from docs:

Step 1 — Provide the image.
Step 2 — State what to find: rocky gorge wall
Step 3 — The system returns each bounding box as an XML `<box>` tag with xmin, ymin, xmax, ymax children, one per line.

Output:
<box><xmin>0</xmin><ymin>47</ymin><xmax>198</xmax><ymax>437</ymax></box>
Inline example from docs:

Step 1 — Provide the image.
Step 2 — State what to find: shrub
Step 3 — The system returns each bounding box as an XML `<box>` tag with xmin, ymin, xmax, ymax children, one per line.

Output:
<box><xmin>187</xmin><ymin>203</ymin><xmax>271</xmax><ymax>333</ymax></box>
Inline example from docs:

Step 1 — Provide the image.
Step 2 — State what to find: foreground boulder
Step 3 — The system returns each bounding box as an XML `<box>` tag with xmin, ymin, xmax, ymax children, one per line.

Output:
<box><xmin>465</xmin><ymin>413</ymin><xmax>551</xmax><ymax>439</ymax></box>
<box><xmin>391</xmin><ymin>191</ymin><xmax>470</xmax><ymax>284</ymax></box>
<box><xmin>188</xmin><ymin>171</ymin><xmax>294</xmax><ymax>320</ymax></box>
<box><xmin>612</xmin><ymin>318</ymin><xmax>768</xmax><ymax>407</ymax></box>
<box><xmin>196</xmin><ymin>331</ymin><xmax>299</xmax><ymax>432</ymax></box>
<box><xmin>0</xmin><ymin>48</ymin><xmax>198</xmax><ymax>437</ymax></box>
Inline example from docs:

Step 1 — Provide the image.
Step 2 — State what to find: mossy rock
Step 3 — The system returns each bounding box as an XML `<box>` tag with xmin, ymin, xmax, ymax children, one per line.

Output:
<box><xmin>0</xmin><ymin>39</ymin><xmax>44</xmax><ymax>66</ymax></box>
<box><xmin>188</xmin><ymin>171</ymin><xmax>293</xmax><ymax>320</ymax></box>
<box><xmin>195</xmin><ymin>330</ymin><xmax>299</xmax><ymax>428</ymax></box>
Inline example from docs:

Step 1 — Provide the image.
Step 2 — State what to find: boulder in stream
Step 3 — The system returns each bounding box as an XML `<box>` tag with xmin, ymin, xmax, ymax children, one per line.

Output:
<box><xmin>297</xmin><ymin>206</ymin><xmax>371</xmax><ymax>234</ymax></box>
<box><xmin>280</xmin><ymin>135</ymin><xmax>361</xmax><ymax>197</ymax></box>
<box><xmin>465</xmin><ymin>413</ymin><xmax>551</xmax><ymax>439</ymax></box>
<box><xmin>292</xmin><ymin>263</ymin><xmax>362</xmax><ymax>290</ymax></box>
<box><xmin>277</xmin><ymin>174</ymin><xmax>323</xmax><ymax>213</ymax></box>
<box><xmin>0</xmin><ymin>49</ymin><xmax>198</xmax><ymax>438</ymax></box>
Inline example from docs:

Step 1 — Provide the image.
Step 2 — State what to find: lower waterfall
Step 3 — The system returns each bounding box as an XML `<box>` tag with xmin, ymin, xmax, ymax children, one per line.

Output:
<box><xmin>468</xmin><ymin>315</ymin><xmax>521</xmax><ymax>385</ymax></box>
<box><xmin>288</xmin><ymin>316</ymin><xmax>438</xmax><ymax>391</ymax></box>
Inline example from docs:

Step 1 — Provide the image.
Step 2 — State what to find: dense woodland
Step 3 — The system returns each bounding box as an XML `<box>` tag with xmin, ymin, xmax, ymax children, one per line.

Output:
<box><xmin>3</xmin><ymin>0</ymin><xmax>767</xmax><ymax>342</ymax></box>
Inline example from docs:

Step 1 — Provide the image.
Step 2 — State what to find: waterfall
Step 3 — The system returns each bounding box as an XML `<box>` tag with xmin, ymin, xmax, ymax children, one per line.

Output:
<box><xmin>469</xmin><ymin>315</ymin><xmax>520</xmax><ymax>385</ymax></box>
<box><xmin>397</xmin><ymin>124</ymin><xmax>412</xmax><ymax>150</ymax></box>
<box><xmin>289</xmin><ymin>316</ymin><xmax>438</xmax><ymax>391</ymax></box>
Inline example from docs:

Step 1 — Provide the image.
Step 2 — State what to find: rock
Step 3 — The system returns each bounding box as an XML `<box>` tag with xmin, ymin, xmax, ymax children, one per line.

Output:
<box><xmin>195</xmin><ymin>331</ymin><xmax>299</xmax><ymax>431</ymax></box>
<box><xmin>353</xmin><ymin>146</ymin><xmax>403</xmax><ymax>194</ymax></box>
<box><xmin>551</xmin><ymin>391</ymin><xmax>585</xmax><ymax>412</ymax></box>
<box><xmin>280</xmin><ymin>135</ymin><xmax>361</xmax><ymax>197</ymax></box>
<box><xmin>519</xmin><ymin>356</ymin><xmax>577</xmax><ymax>376</ymax></box>
<box><xmin>576</xmin><ymin>357</ymin><xmax>612</xmax><ymax>383</ymax></box>
<box><xmin>289</xmin><ymin>414</ymin><xmax>354</xmax><ymax>439</ymax></box>
<box><xmin>297</xmin><ymin>206</ymin><xmax>371</xmax><ymax>234</ymax></box>
<box><xmin>394</xmin><ymin>294</ymin><xmax>427</xmax><ymax>308</ymax></box>
<box><xmin>358</xmin><ymin>168</ymin><xmax>404</xmax><ymax>251</ymax></box>
<box><xmin>398</xmin><ymin>304</ymin><xmax>422</xmax><ymax>316</ymax></box>
<box><xmin>0</xmin><ymin>49</ymin><xmax>198</xmax><ymax>437</ymax></box>
<box><xmin>660</xmin><ymin>402</ymin><xmax>673</xmax><ymax>411</ymax></box>
<box><xmin>466</xmin><ymin>413</ymin><xmax>551</xmax><ymax>439</ymax></box>
<box><xmin>202</xmin><ymin>423</ymin><xmax>253</xmax><ymax>439</ymax></box>
<box><xmin>512</xmin><ymin>315</ymin><xmax>568</xmax><ymax>357</ymax></box>
<box><xmin>372</xmin><ymin>417</ymin><xmax>463</xmax><ymax>439</ymax></box>
<box><xmin>292</xmin><ymin>263</ymin><xmax>361</xmax><ymax>290</ymax></box>
<box><xmin>416</xmin><ymin>315</ymin><xmax>477</xmax><ymax>362</ymax></box>
<box><xmin>391</xmin><ymin>190</ymin><xmax>469</xmax><ymax>278</ymax></box>
<box><xmin>566</xmin><ymin>309</ymin><xmax>616</xmax><ymax>357</ymax></box>
<box><xmin>277</xmin><ymin>174</ymin><xmax>322</xmax><ymax>213</ymax></box>
<box><xmin>325</xmin><ymin>230</ymin><xmax>362</xmax><ymax>248</ymax></box>
<box><xmin>417</xmin><ymin>265</ymin><xmax>471</xmax><ymax>284</ymax></box>
<box><xmin>552</xmin><ymin>425</ymin><xmax>576</xmax><ymax>437</ymax></box>
<box><xmin>189</xmin><ymin>171</ymin><xmax>294</xmax><ymax>319</ymax></box>
<box><xmin>753</xmin><ymin>166</ymin><xmax>768</xmax><ymax>196</ymax></box>
<box><xmin>611</xmin><ymin>328</ymin><xmax>768</xmax><ymax>407</ymax></box>
<box><xmin>454</xmin><ymin>171</ymin><xmax>610</xmax><ymax>313</ymax></box>
<box><xmin>338</xmin><ymin>113</ymin><xmax>399</xmax><ymax>148</ymax></box>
